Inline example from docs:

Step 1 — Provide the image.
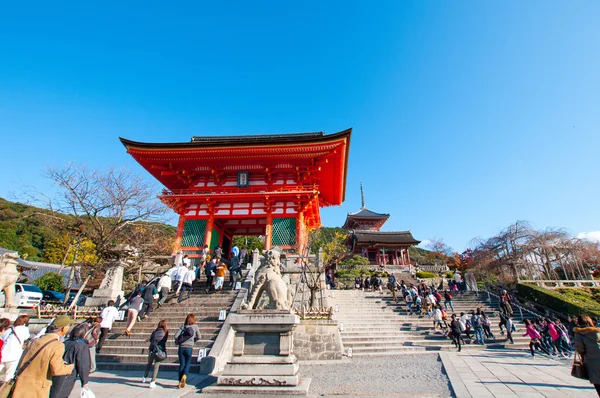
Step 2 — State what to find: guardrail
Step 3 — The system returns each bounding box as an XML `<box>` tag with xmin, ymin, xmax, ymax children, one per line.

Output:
<box><xmin>479</xmin><ymin>288</ymin><xmax>542</xmax><ymax>321</ymax></box>
<box><xmin>517</xmin><ymin>279</ymin><xmax>599</xmax><ymax>289</ymax></box>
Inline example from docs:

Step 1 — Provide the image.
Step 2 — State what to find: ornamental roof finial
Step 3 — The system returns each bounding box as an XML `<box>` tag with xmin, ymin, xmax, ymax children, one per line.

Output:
<box><xmin>360</xmin><ymin>182</ymin><xmax>365</xmax><ymax>208</ymax></box>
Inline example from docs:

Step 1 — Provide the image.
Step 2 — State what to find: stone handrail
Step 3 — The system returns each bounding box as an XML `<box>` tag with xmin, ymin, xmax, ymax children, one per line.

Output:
<box><xmin>518</xmin><ymin>279</ymin><xmax>599</xmax><ymax>289</ymax></box>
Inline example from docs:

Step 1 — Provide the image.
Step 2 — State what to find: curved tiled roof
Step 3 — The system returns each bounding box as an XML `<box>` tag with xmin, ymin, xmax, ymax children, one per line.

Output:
<box><xmin>350</xmin><ymin>230</ymin><xmax>421</xmax><ymax>245</ymax></box>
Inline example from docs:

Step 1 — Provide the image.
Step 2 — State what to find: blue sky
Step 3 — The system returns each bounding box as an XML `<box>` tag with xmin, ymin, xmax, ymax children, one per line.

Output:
<box><xmin>1</xmin><ymin>1</ymin><xmax>599</xmax><ymax>252</ymax></box>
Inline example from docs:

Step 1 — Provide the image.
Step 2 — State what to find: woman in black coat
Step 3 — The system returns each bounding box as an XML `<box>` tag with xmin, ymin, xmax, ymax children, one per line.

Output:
<box><xmin>50</xmin><ymin>323</ymin><xmax>91</xmax><ymax>398</ymax></box>
<box><xmin>144</xmin><ymin>320</ymin><xmax>169</xmax><ymax>388</ymax></box>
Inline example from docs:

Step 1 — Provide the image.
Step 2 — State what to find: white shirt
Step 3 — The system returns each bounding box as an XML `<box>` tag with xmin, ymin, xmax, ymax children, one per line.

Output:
<box><xmin>1</xmin><ymin>325</ymin><xmax>30</xmax><ymax>362</ymax></box>
<box><xmin>182</xmin><ymin>269</ymin><xmax>195</xmax><ymax>285</ymax></box>
<box><xmin>427</xmin><ymin>294</ymin><xmax>437</xmax><ymax>305</ymax></box>
<box><xmin>182</xmin><ymin>257</ymin><xmax>191</xmax><ymax>268</ymax></box>
<box><xmin>173</xmin><ymin>265</ymin><xmax>187</xmax><ymax>281</ymax></box>
<box><xmin>157</xmin><ymin>275</ymin><xmax>171</xmax><ymax>291</ymax></box>
<box><xmin>99</xmin><ymin>306</ymin><xmax>120</xmax><ymax>329</ymax></box>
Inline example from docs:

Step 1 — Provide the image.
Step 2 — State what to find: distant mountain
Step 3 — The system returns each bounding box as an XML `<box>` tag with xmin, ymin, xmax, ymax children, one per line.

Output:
<box><xmin>0</xmin><ymin>197</ymin><xmax>176</xmax><ymax>263</ymax></box>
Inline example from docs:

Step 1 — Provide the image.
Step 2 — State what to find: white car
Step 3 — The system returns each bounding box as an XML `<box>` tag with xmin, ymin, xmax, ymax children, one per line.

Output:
<box><xmin>0</xmin><ymin>284</ymin><xmax>43</xmax><ymax>308</ymax></box>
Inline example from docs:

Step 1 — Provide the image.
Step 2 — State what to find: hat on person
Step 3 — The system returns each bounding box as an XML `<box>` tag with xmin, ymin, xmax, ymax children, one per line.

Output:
<box><xmin>53</xmin><ymin>315</ymin><xmax>75</xmax><ymax>329</ymax></box>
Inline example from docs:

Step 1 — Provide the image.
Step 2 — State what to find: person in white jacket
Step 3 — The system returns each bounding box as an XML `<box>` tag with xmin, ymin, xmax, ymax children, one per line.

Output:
<box><xmin>177</xmin><ymin>267</ymin><xmax>196</xmax><ymax>303</ymax></box>
<box><xmin>157</xmin><ymin>273</ymin><xmax>172</xmax><ymax>307</ymax></box>
<box><xmin>0</xmin><ymin>315</ymin><xmax>31</xmax><ymax>382</ymax></box>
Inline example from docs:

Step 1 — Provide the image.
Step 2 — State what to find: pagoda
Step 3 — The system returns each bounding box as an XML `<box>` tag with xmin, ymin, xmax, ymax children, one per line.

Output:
<box><xmin>120</xmin><ymin>129</ymin><xmax>351</xmax><ymax>264</ymax></box>
<box><xmin>343</xmin><ymin>184</ymin><xmax>420</xmax><ymax>265</ymax></box>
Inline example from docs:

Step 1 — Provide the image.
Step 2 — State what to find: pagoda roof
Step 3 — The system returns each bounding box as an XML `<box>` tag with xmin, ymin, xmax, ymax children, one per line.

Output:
<box><xmin>120</xmin><ymin>129</ymin><xmax>351</xmax><ymax>207</ymax></box>
<box><xmin>342</xmin><ymin>207</ymin><xmax>390</xmax><ymax>229</ymax></box>
<box><xmin>349</xmin><ymin>230</ymin><xmax>421</xmax><ymax>246</ymax></box>
<box><xmin>347</xmin><ymin>207</ymin><xmax>390</xmax><ymax>219</ymax></box>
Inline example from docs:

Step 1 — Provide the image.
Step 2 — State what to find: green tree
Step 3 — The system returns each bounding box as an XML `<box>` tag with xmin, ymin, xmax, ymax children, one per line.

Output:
<box><xmin>338</xmin><ymin>254</ymin><xmax>370</xmax><ymax>270</ymax></box>
<box><xmin>308</xmin><ymin>227</ymin><xmax>347</xmax><ymax>263</ymax></box>
<box><xmin>34</xmin><ymin>272</ymin><xmax>65</xmax><ymax>292</ymax></box>
<box><xmin>232</xmin><ymin>236</ymin><xmax>265</xmax><ymax>252</ymax></box>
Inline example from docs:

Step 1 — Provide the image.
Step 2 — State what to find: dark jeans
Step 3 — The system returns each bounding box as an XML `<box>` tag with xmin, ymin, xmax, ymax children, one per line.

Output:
<box><xmin>96</xmin><ymin>327</ymin><xmax>110</xmax><ymax>352</ymax></box>
<box><xmin>144</xmin><ymin>352</ymin><xmax>160</xmax><ymax>382</ymax></box>
<box><xmin>178</xmin><ymin>283</ymin><xmax>193</xmax><ymax>303</ymax></box>
<box><xmin>140</xmin><ymin>300</ymin><xmax>153</xmax><ymax>318</ymax></box>
<box><xmin>205</xmin><ymin>275</ymin><xmax>214</xmax><ymax>290</ymax></box>
<box><xmin>178</xmin><ymin>347</ymin><xmax>193</xmax><ymax>380</ymax></box>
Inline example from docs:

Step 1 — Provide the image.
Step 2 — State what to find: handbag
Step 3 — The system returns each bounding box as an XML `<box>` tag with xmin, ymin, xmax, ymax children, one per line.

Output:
<box><xmin>0</xmin><ymin>338</ymin><xmax>58</xmax><ymax>398</ymax></box>
<box><xmin>153</xmin><ymin>345</ymin><xmax>167</xmax><ymax>362</ymax></box>
<box><xmin>571</xmin><ymin>352</ymin><xmax>588</xmax><ymax>380</ymax></box>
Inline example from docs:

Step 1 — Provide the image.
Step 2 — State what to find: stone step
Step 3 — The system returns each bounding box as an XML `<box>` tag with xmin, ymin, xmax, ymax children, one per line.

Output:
<box><xmin>100</xmin><ymin>335</ymin><xmax>219</xmax><ymax>346</ymax></box>
<box><xmin>97</xmin><ymin>353</ymin><xmax>203</xmax><ymax>365</ymax></box>
<box><xmin>100</xmin><ymin>343</ymin><xmax>215</xmax><ymax>355</ymax></box>
<box><xmin>95</xmin><ymin>361</ymin><xmax>200</xmax><ymax>372</ymax></box>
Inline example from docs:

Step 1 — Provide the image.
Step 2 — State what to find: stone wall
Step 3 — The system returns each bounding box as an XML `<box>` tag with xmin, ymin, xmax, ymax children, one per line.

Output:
<box><xmin>293</xmin><ymin>320</ymin><xmax>344</xmax><ymax>361</ymax></box>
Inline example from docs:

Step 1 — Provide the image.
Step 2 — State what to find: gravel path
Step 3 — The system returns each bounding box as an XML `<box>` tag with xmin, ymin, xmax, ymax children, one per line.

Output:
<box><xmin>300</xmin><ymin>354</ymin><xmax>453</xmax><ymax>397</ymax></box>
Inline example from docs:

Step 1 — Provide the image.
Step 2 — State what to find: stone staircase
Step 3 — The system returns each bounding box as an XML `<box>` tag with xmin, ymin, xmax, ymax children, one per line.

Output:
<box><xmin>97</xmin><ymin>275</ymin><xmax>240</xmax><ymax>372</ymax></box>
<box><xmin>333</xmin><ymin>288</ymin><xmax>536</xmax><ymax>357</ymax></box>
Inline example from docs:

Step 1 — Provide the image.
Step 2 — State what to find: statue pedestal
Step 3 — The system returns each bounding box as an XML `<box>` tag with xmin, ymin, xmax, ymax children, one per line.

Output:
<box><xmin>85</xmin><ymin>262</ymin><xmax>125</xmax><ymax>307</ymax></box>
<box><xmin>203</xmin><ymin>310</ymin><xmax>311</xmax><ymax>396</ymax></box>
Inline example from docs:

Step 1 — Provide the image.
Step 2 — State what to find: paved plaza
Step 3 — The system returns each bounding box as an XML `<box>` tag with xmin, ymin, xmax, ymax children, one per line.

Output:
<box><xmin>440</xmin><ymin>349</ymin><xmax>595</xmax><ymax>398</ymax></box>
<box><xmin>68</xmin><ymin>350</ymin><xmax>595</xmax><ymax>397</ymax></box>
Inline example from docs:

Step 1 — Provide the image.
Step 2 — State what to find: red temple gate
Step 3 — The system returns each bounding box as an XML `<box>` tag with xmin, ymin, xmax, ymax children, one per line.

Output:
<box><xmin>120</xmin><ymin>130</ymin><xmax>351</xmax><ymax>264</ymax></box>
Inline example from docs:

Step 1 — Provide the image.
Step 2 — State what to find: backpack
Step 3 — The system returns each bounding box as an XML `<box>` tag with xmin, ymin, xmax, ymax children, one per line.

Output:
<box><xmin>458</xmin><ymin>319</ymin><xmax>466</xmax><ymax>332</ymax></box>
<box><xmin>175</xmin><ymin>326</ymin><xmax>194</xmax><ymax>346</ymax></box>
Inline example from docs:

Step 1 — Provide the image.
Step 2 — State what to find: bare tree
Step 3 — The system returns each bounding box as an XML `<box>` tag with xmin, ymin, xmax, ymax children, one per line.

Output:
<box><xmin>468</xmin><ymin>221</ymin><xmax>600</xmax><ymax>284</ymax></box>
<box><xmin>42</xmin><ymin>163</ymin><xmax>168</xmax><ymax>260</ymax></box>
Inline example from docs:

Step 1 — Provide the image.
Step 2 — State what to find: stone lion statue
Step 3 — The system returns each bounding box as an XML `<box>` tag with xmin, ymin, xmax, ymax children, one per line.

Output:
<box><xmin>242</xmin><ymin>249</ymin><xmax>291</xmax><ymax>310</ymax></box>
<box><xmin>0</xmin><ymin>252</ymin><xmax>21</xmax><ymax>308</ymax></box>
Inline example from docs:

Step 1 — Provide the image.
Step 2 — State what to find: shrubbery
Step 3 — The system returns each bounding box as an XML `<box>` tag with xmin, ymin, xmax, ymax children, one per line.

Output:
<box><xmin>416</xmin><ymin>271</ymin><xmax>436</xmax><ymax>279</ymax></box>
<box><xmin>517</xmin><ymin>283</ymin><xmax>600</xmax><ymax>318</ymax></box>
<box><xmin>445</xmin><ymin>271</ymin><xmax>454</xmax><ymax>278</ymax></box>
<box><xmin>34</xmin><ymin>272</ymin><xmax>65</xmax><ymax>292</ymax></box>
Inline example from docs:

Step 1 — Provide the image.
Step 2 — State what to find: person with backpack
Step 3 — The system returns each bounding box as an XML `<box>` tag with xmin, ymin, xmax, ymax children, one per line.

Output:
<box><xmin>449</xmin><ymin>314</ymin><xmax>463</xmax><ymax>352</ymax></box>
<box><xmin>460</xmin><ymin>312</ymin><xmax>473</xmax><ymax>342</ymax></box>
<box><xmin>174</xmin><ymin>314</ymin><xmax>201</xmax><ymax>389</ymax></box>
<box><xmin>388</xmin><ymin>273</ymin><xmax>398</xmax><ymax>302</ymax></box>
<box><xmin>522</xmin><ymin>319</ymin><xmax>549</xmax><ymax>357</ymax></box>
<box><xmin>471</xmin><ymin>310</ymin><xmax>485</xmax><ymax>345</ymax></box>
<box><xmin>85</xmin><ymin>317</ymin><xmax>101</xmax><ymax>373</ymax></box>
<box><xmin>140</xmin><ymin>282</ymin><xmax>157</xmax><ymax>319</ymax></box>
<box><xmin>405</xmin><ymin>292</ymin><xmax>414</xmax><ymax>314</ymax></box>
<box><xmin>204</xmin><ymin>257</ymin><xmax>217</xmax><ymax>293</ymax></box>
<box><xmin>10</xmin><ymin>316</ymin><xmax>75</xmax><ymax>398</ymax></box>
<box><xmin>49</xmin><ymin>323</ymin><xmax>91</xmax><ymax>398</ymax></box>
<box><xmin>228</xmin><ymin>251</ymin><xmax>240</xmax><ymax>288</ymax></box>
<box><xmin>144</xmin><ymin>320</ymin><xmax>168</xmax><ymax>389</ymax></box>
<box><xmin>443</xmin><ymin>290</ymin><xmax>454</xmax><ymax>312</ymax></box>
<box><xmin>480</xmin><ymin>311</ymin><xmax>495</xmax><ymax>341</ymax></box>
<box><xmin>0</xmin><ymin>315</ymin><xmax>31</xmax><ymax>382</ymax></box>
<box><xmin>505</xmin><ymin>316</ymin><xmax>515</xmax><ymax>344</ymax></box>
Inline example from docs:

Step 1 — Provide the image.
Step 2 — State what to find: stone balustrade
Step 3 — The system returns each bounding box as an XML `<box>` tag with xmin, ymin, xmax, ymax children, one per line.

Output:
<box><xmin>518</xmin><ymin>279</ymin><xmax>600</xmax><ymax>289</ymax></box>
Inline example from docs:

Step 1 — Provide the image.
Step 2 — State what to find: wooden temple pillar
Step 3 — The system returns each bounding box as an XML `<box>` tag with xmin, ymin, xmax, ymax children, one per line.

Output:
<box><xmin>296</xmin><ymin>211</ymin><xmax>306</xmax><ymax>253</ymax></box>
<box><xmin>174</xmin><ymin>216</ymin><xmax>186</xmax><ymax>253</ymax></box>
<box><xmin>264</xmin><ymin>212</ymin><xmax>273</xmax><ymax>251</ymax></box>
<box><xmin>204</xmin><ymin>213</ymin><xmax>214</xmax><ymax>249</ymax></box>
